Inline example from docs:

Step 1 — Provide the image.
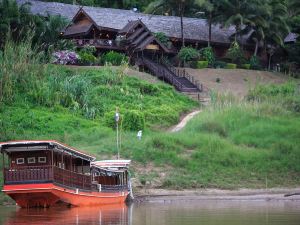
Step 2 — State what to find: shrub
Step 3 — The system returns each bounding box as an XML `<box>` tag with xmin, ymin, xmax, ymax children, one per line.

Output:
<box><xmin>199</xmin><ymin>47</ymin><xmax>215</xmax><ymax>66</ymax></box>
<box><xmin>214</xmin><ymin>60</ymin><xmax>227</xmax><ymax>68</ymax></box>
<box><xmin>104</xmin><ymin>111</ymin><xmax>121</xmax><ymax>129</ymax></box>
<box><xmin>197</xmin><ymin>61</ymin><xmax>208</xmax><ymax>69</ymax></box>
<box><xmin>79</xmin><ymin>45</ymin><xmax>96</xmax><ymax>55</ymax></box>
<box><xmin>102</xmin><ymin>51</ymin><xmax>128</xmax><ymax>66</ymax></box>
<box><xmin>178</xmin><ymin>47</ymin><xmax>200</xmax><ymax>63</ymax></box>
<box><xmin>154</xmin><ymin>32</ymin><xmax>169</xmax><ymax>46</ymax></box>
<box><xmin>225</xmin><ymin>63</ymin><xmax>237</xmax><ymax>69</ymax></box>
<box><xmin>249</xmin><ymin>56</ymin><xmax>261</xmax><ymax>70</ymax></box>
<box><xmin>52</xmin><ymin>50</ymin><xmax>79</xmax><ymax>65</ymax></box>
<box><xmin>123</xmin><ymin>110</ymin><xmax>145</xmax><ymax>131</ymax></box>
<box><xmin>78</xmin><ymin>52</ymin><xmax>97</xmax><ymax>65</ymax></box>
<box><xmin>226</xmin><ymin>41</ymin><xmax>244</xmax><ymax>64</ymax></box>
<box><xmin>241</xmin><ymin>64</ymin><xmax>251</xmax><ymax>69</ymax></box>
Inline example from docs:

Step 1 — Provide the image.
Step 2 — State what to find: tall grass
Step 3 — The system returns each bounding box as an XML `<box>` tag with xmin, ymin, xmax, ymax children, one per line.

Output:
<box><xmin>0</xmin><ymin>34</ymin><xmax>46</xmax><ymax>103</ymax></box>
<box><xmin>0</xmin><ymin>38</ymin><xmax>197</xmax><ymax>129</ymax></box>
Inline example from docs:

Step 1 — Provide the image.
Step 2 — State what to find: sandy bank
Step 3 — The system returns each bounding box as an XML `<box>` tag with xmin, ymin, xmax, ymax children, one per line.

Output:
<box><xmin>133</xmin><ymin>188</ymin><xmax>300</xmax><ymax>202</ymax></box>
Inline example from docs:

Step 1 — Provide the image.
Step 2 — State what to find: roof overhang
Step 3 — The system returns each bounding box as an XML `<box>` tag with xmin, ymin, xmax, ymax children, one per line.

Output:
<box><xmin>0</xmin><ymin>140</ymin><xmax>96</xmax><ymax>162</ymax></box>
<box><xmin>92</xmin><ymin>160</ymin><xmax>130</xmax><ymax>168</ymax></box>
<box><xmin>91</xmin><ymin>160</ymin><xmax>131</xmax><ymax>173</ymax></box>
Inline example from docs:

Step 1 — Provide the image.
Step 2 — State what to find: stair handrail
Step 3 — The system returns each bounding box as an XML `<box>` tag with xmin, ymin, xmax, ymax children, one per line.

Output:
<box><xmin>160</xmin><ymin>59</ymin><xmax>202</xmax><ymax>92</ymax></box>
<box><xmin>142</xmin><ymin>57</ymin><xmax>184</xmax><ymax>91</ymax></box>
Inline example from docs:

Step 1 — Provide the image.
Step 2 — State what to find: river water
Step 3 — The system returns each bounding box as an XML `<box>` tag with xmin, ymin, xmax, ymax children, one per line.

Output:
<box><xmin>0</xmin><ymin>200</ymin><xmax>300</xmax><ymax>225</ymax></box>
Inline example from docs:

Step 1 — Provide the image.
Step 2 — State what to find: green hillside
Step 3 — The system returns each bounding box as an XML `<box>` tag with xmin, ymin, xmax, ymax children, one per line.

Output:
<box><xmin>1</xmin><ymin>40</ymin><xmax>300</xmax><ymax>205</ymax></box>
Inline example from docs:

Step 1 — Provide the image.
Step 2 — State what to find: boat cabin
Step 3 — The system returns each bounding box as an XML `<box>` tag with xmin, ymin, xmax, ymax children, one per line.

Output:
<box><xmin>1</xmin><ymin>141</ymin><xmax>129</xmax><ymax>192</ymax></box>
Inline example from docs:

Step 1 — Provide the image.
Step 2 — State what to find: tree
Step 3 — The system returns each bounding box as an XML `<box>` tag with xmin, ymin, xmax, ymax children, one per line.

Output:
<box><xmin>145</xmin><ymin>0</ymin><xmax>196</xmax><ymax>47</ymax></box>
<box><xmin>264</xmin><ymin>0</ymin><xmax>289</xmax><ymax>70</ymax></box>
<box><xmin>241</xmin><ymin>2</ymin><xmax>270</xmax><ymax>56</ymax></box>
<box><xmin>214</xmin><ymin>0</ymin><xmax>264</xmax><ymax>41</ymax></box>
<box><xmin>194</xmin><ymin>0</ymin><xmax>221</xmax><ymax>47</ymax></box>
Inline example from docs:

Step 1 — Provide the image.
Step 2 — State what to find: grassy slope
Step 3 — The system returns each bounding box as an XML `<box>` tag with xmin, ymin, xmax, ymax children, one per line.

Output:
<box><xmin>1</xmin><ymin>54</ymin><xmax>300</xmax><ymax>204</ymax></box>
<box><xmin>1</xmin><ymin>78</ymin><xmax>300</xmax><ymax>193</ymax></box>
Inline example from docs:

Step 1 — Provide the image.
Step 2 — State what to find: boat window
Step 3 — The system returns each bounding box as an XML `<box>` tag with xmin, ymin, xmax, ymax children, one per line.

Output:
<box><xmin>38</xmin><ymin>157</ymin><xmax>47</xmax><ymax>163</ymax></box>
<box><xmin>58</xmin><ymin>162</ymin><xmax>65</xmax><ymax>169</ymax></box>
<box><xmin>16</xmin><ymin>158</ymin><xmax>25</xmax><ymax>164</ymax></box>
<box><xmin>27</xmin><ymin>157</ymin><xmax>36</xmax><ymax>164</ymax></box>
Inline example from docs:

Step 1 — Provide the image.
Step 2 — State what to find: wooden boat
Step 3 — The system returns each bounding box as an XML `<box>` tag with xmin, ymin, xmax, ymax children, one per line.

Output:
<box><xmin>0</xmin><ymin>140</ymin><xmax>132</xmax><ymax>207</ymax></box>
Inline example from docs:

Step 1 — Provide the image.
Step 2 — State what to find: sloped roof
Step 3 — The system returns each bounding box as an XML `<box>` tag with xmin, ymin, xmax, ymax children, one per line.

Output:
<box><xmin>64</xmin><ymin>22</ymin><xmax>93</xmax><ymax>36</ymax></box>
<box><xmin>17</xmin><ymin>0</ymin><xmax>237</xmax><ymax>45</ymax></box>
<box><xmin>284</xmin><ymin>33</ymin><xmax>299</xmax><ymax>43</ymax></box>
<box><xmin>0</xmin><ymin>140</ymin><xmax>96</xmax><ymax>161</ymax></box>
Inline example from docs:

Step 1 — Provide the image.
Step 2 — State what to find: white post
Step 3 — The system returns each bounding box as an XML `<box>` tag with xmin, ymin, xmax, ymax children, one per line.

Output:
<box><xmin>115</xmin><ymin>110</ymin><xmax>120</xmax><ymax>159</ymax></box>
<box><xmin>117</xmin><ymin>122</ymin><xmax>119</xmax><ymax>159</ymax></box>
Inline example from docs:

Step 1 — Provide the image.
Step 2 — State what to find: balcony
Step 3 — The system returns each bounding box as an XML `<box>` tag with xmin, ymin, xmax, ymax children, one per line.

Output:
<box><xmin>4</xmin><ymin>165</ymin><xmax>91</xmax><ymax>190</ymax></box>
<box><xmin>73</xmin><ymin>39</ymin><xmax>124</xmax><ymax>50</ymax></box>
<box><xmin>3</xmin><ymin>165</ymin><xmax>128</xmax><ymax>192</ymax></box>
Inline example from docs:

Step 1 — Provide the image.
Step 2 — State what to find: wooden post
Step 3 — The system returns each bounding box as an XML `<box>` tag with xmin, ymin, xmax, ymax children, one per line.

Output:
<box><xmin>2</xmin><ymin>152</ymin><xmax>5</xmax><ymax>184</ymax></box>
<box><xmin>81</xmin><ymin>159</ymin><xmax>84</xmax><ymax>189</ymax></box>
<box><xmin>51</xmin><ymin>148</ymin><xmax>54</xmax><ymax>181</ymax></box>
<box><xmin>61</xmin><ymin>150</ymin><xmax>63</xmax><ymax>168</ymax></box>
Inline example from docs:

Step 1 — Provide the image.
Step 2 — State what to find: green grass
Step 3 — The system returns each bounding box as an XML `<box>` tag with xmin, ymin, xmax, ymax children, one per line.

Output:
<box><xmin>3</xmin><ymin>85</ymin><xmax>297</xmax><ymax>190</ymax></box>
<box><xmin>1</xmin><ymin>39</ymin><xmax>300</xmax><ymax>204</ymax></box>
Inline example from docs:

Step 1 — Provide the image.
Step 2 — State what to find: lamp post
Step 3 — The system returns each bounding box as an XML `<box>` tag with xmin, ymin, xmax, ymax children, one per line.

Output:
<box><xmin>115</xmin><ymin>110</ymin><xmax>120</xmax><ymax>159</ymax></box>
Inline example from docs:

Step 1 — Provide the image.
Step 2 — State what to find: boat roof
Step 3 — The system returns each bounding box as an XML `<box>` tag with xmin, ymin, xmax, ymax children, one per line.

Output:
<box><xmin>92</xmin><ymin>160</ymin><xmax>131</xmax><ymax>168</ymax></box>
<box><xmin>0</xmin><ymin>140</ymin><xmax>96</xmax><ymax>162</ymax></box>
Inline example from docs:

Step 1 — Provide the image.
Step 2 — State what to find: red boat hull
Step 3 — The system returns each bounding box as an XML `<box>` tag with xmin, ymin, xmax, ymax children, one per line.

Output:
<box><xmin>3</xmin><ymin>183</ymin><xmax>128</xmax><ymax>208</ymax></box>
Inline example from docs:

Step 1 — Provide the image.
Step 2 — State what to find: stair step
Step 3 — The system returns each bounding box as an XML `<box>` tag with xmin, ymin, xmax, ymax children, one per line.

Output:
<box><xmin>141</xmin><ymin>57</ymin><xmax>200</xmax><ymax>92</ymax></box>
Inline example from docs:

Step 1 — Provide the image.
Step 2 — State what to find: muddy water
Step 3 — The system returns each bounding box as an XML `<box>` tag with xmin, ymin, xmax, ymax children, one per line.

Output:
<box><xmin>1</xmin><ymin>200</ymin><xmax>300</xmax><ymax>225</ymax></box>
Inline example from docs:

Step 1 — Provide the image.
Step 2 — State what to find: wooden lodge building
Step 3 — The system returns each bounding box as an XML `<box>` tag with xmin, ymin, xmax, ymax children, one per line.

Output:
<box><xmin>17</xmin><ymin>0</ymin><xmax>256</xmax><ymax>58</ymax></box>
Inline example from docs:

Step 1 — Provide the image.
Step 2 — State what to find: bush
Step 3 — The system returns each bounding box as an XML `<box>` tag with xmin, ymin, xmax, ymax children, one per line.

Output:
<box><xmin>249</xmin><ymin>56</ymin><xmax>261</xmax><ymax>70</ymax></box>
<box><xmin>78</xmin><ymin>52</ymin><xmax>97</xmax><ymax>65</ymax></box>
<box><xmin>241</xmin><ymin>64</ymin><xmax>251</xmax><ymax>69</ymax></box>
<box><xmin>79</xmin><ymin>45</ymin><xmax>96</xmax><ymax>55</ymax></box>
<box><xmin>197</xmin><ymin>61</ymin><xmax>208</xmax><ymax>69</ymax></box>
<box><xmin>214</xmin><ymin>60</ymin><xmax>227</xmax><ymax>68</ymax></box>
<box><xmin>102</xmin><ymin>51</ymin><xmax>128</xmax><ymax>66</ymax></box>
<box><xmin>104</xmin><ymin>111</ymin><xmax>121</xmax><ymax>129</ymax></box>
<box><xmin>226</xmin><ymin>41</ymin><xmax>244</xmax><ymax>64</ymax></box>
<box><xmin>225</xmin><ymin>63</ymin><xmax>237</xmax><ymax>69</ymax></box>
<box><xmin>199</xmin><ymin>47</ymin><xmax>215</xmax><ymax>66</ymax></box>
<box><xmin>178</xmin><ymin>47</ymin><xmax>200</xmax><ymax>63</ymax></box>
<box><xmin>154</xmin><ymin>32</ymin><xmax>170</xmax><ymax>46</ymax></box>
<box><xmin>123</xmin><ymin>110</ymin><xmax>145</xmax><ymax>131</ymax></box>
<box><xmin>52</xmin><ymin>50</ymin><xmax>79</xmax><ymax>65</ymax></box>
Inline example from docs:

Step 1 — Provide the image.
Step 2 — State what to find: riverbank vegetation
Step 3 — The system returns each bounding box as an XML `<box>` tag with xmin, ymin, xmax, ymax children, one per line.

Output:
<box><xmin>1</xmin><ymin>38</ymin><xmax>300</xmax><ymax>195</ymax></box>
<box><xmin>0</xmin><ymin>0</ymin><xmax>300</xmax><ymax>205</ymax></box>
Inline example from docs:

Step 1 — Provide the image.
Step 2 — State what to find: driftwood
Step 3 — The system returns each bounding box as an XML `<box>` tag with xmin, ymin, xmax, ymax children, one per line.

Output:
<box><xmin>284</xmin><ymin>192</ymin><xmax>300</xmax><ymax>197</ymax></box>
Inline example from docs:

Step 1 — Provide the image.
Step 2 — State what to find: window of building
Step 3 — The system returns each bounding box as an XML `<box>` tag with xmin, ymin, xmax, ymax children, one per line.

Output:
<box><xmin>38</xmin><ymin>157</ymin><xmax>47</xmax><ymax>163</ymax></box>
<box><xmin>16</xmin><ymin>158</ymin><xmax>25</xmax><ymax>165</ymax></box>
<box><xmin>27</xmin><ymin>157</ymin><xmax>36</xmax><ymax>164</ymax></box>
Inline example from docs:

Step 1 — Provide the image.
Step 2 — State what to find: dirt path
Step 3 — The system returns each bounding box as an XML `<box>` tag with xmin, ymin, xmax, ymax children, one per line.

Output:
<box><xmin>170</xmin><ymin>110</ymin><xmax>202</xmax><ymax>132</ymax></box>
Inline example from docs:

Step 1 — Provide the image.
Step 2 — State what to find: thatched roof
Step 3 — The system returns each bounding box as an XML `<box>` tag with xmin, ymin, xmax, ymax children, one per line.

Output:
<box><xmin>284</xmin><ymin>33</ymin><xmax>299</xmax><ymax>43</ymax></box>
<box><xmin>63</xmin><ymin>22</ymin><xmax>93</xmax><ymax>37</ymax></box>
<box><xmin>17</xmin><ymin>0</ymin><xmax>238</xmax><ymax>45</ymax></box>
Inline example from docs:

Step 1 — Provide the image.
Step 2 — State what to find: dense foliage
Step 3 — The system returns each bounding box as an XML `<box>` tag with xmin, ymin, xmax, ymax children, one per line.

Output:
<box><xmin>0</xmin><ymin>38</ymin><xmax>196</xmax><ymax>133</ymax></box>
<box><xmin>0</xmin><ymin>0</ymin><xmax>68</xmax><ymax>51</ymax></box>
<box><xmin>178</xmin><ymin>47</ymin><xmax>200</xmax><ymax>63</ymax></box>
<box><xmin>101</xmin><ymin>51</ymin><xmax>128</xmax><ymax>66</ymax></box>
<box><xmin>1</xmin><ymin>81</ymin><xmax>299</xmax><ymax>191</ymax></box>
